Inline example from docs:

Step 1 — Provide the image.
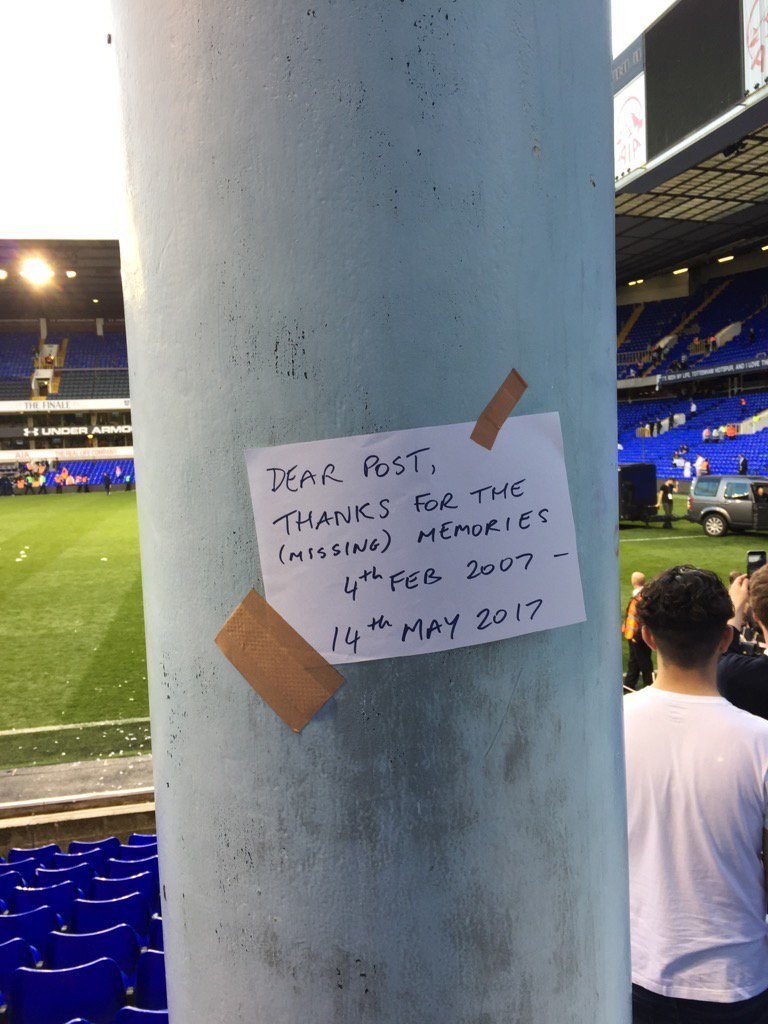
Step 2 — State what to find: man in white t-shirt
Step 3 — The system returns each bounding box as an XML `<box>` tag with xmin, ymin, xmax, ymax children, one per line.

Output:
<box><xmin>625</xmin><ymin>565</ymin><xmax>768</xmax><ymax>1023</ymax></box>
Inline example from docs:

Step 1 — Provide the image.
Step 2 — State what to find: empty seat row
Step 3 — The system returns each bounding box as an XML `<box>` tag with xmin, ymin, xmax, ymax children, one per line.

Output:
<box><xmin>2</xmin><ymin>949</ymin><xmax>167</xmax><ymax>1023</ymax></box>
<box><xmin>0</xmin><ymin>834</ymin><xmax>165</xmax><ymax>1022</ymax></box>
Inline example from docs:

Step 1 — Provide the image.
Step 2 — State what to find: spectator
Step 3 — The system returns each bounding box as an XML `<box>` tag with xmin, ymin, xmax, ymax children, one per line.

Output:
<box><xmin>701</xmin><ymin>457</ymin><xmax>711</xmax><ymax>475</ymax></box>
<box><xmin>702</xmin><ymin>427</ymin><xmax>711</xmax><ymax>442</ymax></box>
<box><xmin>739</xmin><ymin>454</ymin><xmax>748</xmax><ymax>475</ymax></box>
<box><xmin>694</xmin><ymin>454</ymin><xmax>705</xmax><ymax>477</ymax></box>
<box><xmin>623</xmin><ymin>572</ymin><xmax>653</xmax><ymax>690</ymax></box>
<box><xmin>683</xmin><ymin>459</ymin><xmax>692</xmax><ymax>480</ymax></box>
<box><xmin>625</xmin><ymin>566</ymin><xmax>768</xmax><ymax>1022</ymax></box>
<box><xmin>689</xmin><ymin>399</ymin><xmax>697</xmax><ymax>418</ymax></box>
<box><xmin>719</xmin><ymin>570</ymin><xmax>768</xmax><ymax>719</ymax></box>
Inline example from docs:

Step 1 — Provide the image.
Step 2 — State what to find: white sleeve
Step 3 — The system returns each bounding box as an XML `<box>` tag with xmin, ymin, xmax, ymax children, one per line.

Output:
<box><xmin>763</xmin><ymin>767</ymin><xmax>768</xmax><ymax>829</ymax></box>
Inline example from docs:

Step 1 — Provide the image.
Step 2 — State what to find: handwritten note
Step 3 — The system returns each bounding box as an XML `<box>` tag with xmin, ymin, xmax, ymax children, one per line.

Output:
<box><xmin>245</xmin><ymin>414</ymin><xmax>585</xmax><ymax>664</ymax></box>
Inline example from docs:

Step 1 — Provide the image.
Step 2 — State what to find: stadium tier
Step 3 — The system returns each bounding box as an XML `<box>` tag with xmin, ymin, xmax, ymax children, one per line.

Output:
<box><xmin>0</xmin><ymin>329</ymin><xmax>129</xmax><ymax>401</ymax></box>
<box><xmin>56</xmin><ymin>370</ymin><xmax>130</xmax><ymax>400</ymax></box>
<box><xmin>51</xmin><ymin>333</ymin><xmax>129</xmax><ymax>370</ymax></box>
<box><xmin>43</xmin><ymin>459</ymin><xmax>135</xmax><ymax>486</ymax></box>
<box><xmin>0</xmin><ymin>333</ymin><xmax>36</xmax><ymax>380</ymax></box>
<box><xmin>618</xmin><ymin>392</ymin><xmax>768</xmax><ymax>478</ymax></box>
<box><xmin>617</xmin><ymin>269</ymin><xmax>768</xmax><ymax>380</ymax></box>
<box><xmin>0</xmin><ymin>833</ymin><xmax>167</xmax><ymax>1023</ymax></box>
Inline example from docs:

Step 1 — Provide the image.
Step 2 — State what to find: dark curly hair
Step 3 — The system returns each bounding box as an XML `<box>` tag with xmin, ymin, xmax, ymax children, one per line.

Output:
<box><xmin>636</xmin><ymin>565</ymin><xmax>733</xmax><ymax>668</ymax></box>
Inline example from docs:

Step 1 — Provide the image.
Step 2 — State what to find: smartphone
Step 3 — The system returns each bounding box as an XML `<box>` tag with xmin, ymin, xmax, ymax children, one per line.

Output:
<box><xmin>747</xmin><ymin>550</ymin><xmax>767</xmax><ymax>577</ymax></box>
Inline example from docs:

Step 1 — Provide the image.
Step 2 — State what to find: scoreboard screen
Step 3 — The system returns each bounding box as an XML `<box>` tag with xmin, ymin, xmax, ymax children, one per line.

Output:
<box><xmin>645</xmin><ymin>0</ymin><xmax>742</xmax><ymax>160</ymax></box>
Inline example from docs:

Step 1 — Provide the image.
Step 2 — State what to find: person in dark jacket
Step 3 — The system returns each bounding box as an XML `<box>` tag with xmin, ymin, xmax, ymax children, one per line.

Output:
<box><xmin>718</xmin><ymin>567</ymin><xmax>768</xmax><ymax>719</ymax></box>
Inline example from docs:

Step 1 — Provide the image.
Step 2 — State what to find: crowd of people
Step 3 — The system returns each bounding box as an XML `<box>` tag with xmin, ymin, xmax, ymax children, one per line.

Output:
<box><xmin>0</xmin><ymin>460</ymin><xmax>132</xmax><ymax>495</ymax></box>
<box><xmin>622</xmin><ymin>564</ymin><xmax>768</xmax><ymax>1022</ymax></box>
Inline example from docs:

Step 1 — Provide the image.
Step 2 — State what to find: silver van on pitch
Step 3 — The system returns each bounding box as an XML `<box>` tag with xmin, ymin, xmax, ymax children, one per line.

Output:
<box><xmin>687</xmin><ymin>475</ymin><xmax>768</xmax><ymax>536</ymax></box>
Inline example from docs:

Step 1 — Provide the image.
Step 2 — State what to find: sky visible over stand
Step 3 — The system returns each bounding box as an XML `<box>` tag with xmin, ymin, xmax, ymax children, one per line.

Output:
<box><xmin>0</xmin><ymin>0</ymin><xmax>674</xmax><ymax>240</ymax></box>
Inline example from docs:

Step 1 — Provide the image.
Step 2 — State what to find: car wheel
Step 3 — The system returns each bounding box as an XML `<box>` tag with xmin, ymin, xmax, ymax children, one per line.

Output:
<box><xmin>703</xmin><ymin>513</ymin><xmax>728</xmax><ymax>537</ymax></box>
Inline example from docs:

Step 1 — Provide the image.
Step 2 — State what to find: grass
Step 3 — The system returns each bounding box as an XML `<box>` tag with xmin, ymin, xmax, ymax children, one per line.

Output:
<box><xmin>0</xmin><ymin>491</ymin><xmax>149</xmax><ymax>770</ymax></box>
<box><xmin>619</xmin><ymin>494</ymin><xmax>762</xmax><ymax>672</ymax></box>
<box><xmin>0</xmin><ymin>489</ymin><xmax>758</xmax><ymax>769</ymax></box>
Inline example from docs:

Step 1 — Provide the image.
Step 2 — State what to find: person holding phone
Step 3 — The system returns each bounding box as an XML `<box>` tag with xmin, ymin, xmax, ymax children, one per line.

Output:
<box><xmin>719</xmin><ymin>562</ymin><xmax>768</xmax><ymax>720</ymax></box>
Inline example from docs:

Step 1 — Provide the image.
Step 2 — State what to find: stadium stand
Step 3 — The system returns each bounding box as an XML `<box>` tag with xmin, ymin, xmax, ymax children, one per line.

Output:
<box><xmin>0</xmin><ymin>332</ymin><xmax>36</xmax><ymax>398</ymax></box>
<box><xmin>0</xmin><ymin>833</ymin><xmax>166</xmax><ymax>1023</ymax></box>
<box><xmin>618</xmin><ymin>392</ymin><xmax>768</xmax><ymax>478</ymax></box>
<box><xmin>617</xmin><ymin>270</ymin><xmax>768</xmax><ymax>379</ymax></box>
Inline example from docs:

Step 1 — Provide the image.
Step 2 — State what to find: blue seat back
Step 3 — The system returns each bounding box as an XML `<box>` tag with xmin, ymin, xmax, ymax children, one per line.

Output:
<box><xmin>71</xmin><ymin>893</ymin><xmax>151</xmax><ymax>943</ymax></box>
<box><xmin>14</xmin><ymin>881</ymin><xmax>80</xmax><ymax>924</ymax></box>
<box><xmin>108</xmin><ymin>856</ymin><xmax>159</xmax><ymax>884</ymax></box>
<box><xmin>8</xmin><ymin>844</ymin><xmax>60</xmax><ymax>869</ymax></box>
<box><xmin>91</xmin><ymin>873</ymin><xmax>156</xmax><ymax>907</ymax></box>
<box><xmin>0</xmin><ymin>859</ymin><xmax>36</xmax><ymax>887</ymax></box>
<box><xmin>147</xmin><ymin>916</ymin><xmax>163</xmax><ymax>952</ymax></box>
<box><xmin>0</xmin><ymin>871</ymin><xmax>24</xmax><ymax>905</ymax></box>
<box><xmin>0</xmin><ymin>937</ymin><xmax>36</xmax><ymax>995</ymax></box>
<box><xmin>37</xmin><ymin>863</ymin><xmax>93</xmax><ymax>894</ymax></box>
<box><xmin>127</xmin><ymin>834</ymin><xmax>157</xmax><ymax>847</ymax></box>
<box><xmin>114</xmin><ymin>1008</ymin><xmax>169</xmax><ymax>1023</ymax></box>
<box><xmin>115</xmin><ymin>844</ymin><xmax>158</xmax><ymax>861</ymax></box>
<box><xmin>49</xmin><ymin>924</ymin><xmax>141</xmax><ymax>984</ymax></box>
<box><xmin>53</xmin><ymin>850</ymin><xmax>104</xmax><ymax>873</ymax></box>
<box><xmin>135</xmin><ymin>949</ymin><xmax>167</xmax><ymax>1011</ymax></box>
<box><xmin>7</xmin><ymin>956</ymin><xmax>125</xmax><ymax>1024</ymax></box>
<box><xmin>0</xmin><ymin>906</ymin><xmax>59</xmax><ymax>959</ymax></box>
<box><xmin>68</xmin><ymin>837</ymin><xmax>120</xmax><ymax>857</ymax></box>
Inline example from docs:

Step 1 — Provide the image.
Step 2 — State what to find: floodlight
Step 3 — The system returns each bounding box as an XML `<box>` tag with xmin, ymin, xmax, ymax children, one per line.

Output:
<box><xmin>65</xmin><ymin>270</ymin><xmax>77</xmax><ymax>278</ymax></box>
<box><xmin>92</xmin><ymin>298</ymin><xmax>99</xmax><ymax>304</ymax></box>
<box><xmin>673</xmin><ymin>267</ymin><xmax>688</xmax><ymax>275</ymax></box>
<box><xmin>19</xmin><ymin>257</ymin><xmax>54</xmax><ymax>285</ymax></box>
<box><xmin>0</xmin><ymin>269</ymin><xmax>7</xmax><ymax>280</ymax></box>
<box><xmin>717</xmin><ymin>255</ymin><xmax>734</xmax><ymax>263</ymax></box>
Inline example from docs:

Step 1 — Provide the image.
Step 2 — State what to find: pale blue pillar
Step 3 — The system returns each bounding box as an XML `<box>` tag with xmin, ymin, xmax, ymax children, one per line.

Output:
<box><xmin>112</xmin><ymin>2</ymin><xmax>628</xmax><ymax>1020</ymax></box>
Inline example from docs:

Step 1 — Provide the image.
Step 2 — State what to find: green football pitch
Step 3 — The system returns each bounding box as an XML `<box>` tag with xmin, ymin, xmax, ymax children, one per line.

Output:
<box><xmin>0</xmin><ymin>491</ymin><xmax>149</xmax><ymax>770</ymax></box>
<box><xmin>0</xmin><ymin>489</ymin><xmax>762</xmax><ymax>770</ymax></box>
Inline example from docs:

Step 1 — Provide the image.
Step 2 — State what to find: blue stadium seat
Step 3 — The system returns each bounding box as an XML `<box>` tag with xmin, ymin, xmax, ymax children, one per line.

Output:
<box><xmin>37</xmin><ymin>863</ymin><xmax>94</xmax><ymax>894</ymax></box>
<box><xmin>0</xmin><ymin>937</ymin><xmax>37</xmax><ymax>1001</ymax></box>
<box><xmin>0</xmin><ymin>871</ymin><xmax>24</xmax><ymax>905</ymax></box>
<box><xmin>9</xmin><ymin>844</ymin><xmax>60</xmax><ymax>869</ymax></box>
<box><xmin>91</xmin><ymin>873</ymin><xmax>157</xmax><ymax>908</ymax></box>
<box><xmin>147</xmin><ymin>916</ymin><xmax>163</xmax><ymax>952</ymax></box>
<box><xmin>115</xmin><ymin>844</ymin><xmax>157</xmax><ymax>862</ymax></box>
<box><xmin>69</xmin><ymin>838</ymin><xmax>120</xmax><ymax>858</ymax></box>
<box><xmin>0</xmin><ymin>859</ymin><xmax>37</xmax><ymax>887</ymax></box>
<box><xmin>127</xmin><ymin>835</ymin><xmax>156</xmax><ymax>847</ymax></box>
<box><xmin>48</xmin><ymin>924</ymin><xmax>141</xmax><ymax>985</ymax></box>
<box><xmin>53</xmin><ymin>850</ymin><xmax>105</xmax><ymax>873</ymax></box>
<box><xmin>108</xmin><ymin>856</ymin><xmax>159</xmax><ymax>887</ymax></box>
<box><xmin>7</xmin><ymin>957</ymin><xmax>126</xmax><ymax>1024</ymax></box>
<box><xmin>0</xmin><ymin>906</ymin><xmax>60</xmax><ymax>959</ymax></box>
<box><xmin>71</xmin><ymin>894</ymin><xmax>151</xmax><ymax>942</ymax></box>
<box><xmin>113</xmin><ymin>1009</ymin><xmax>169</xmax><ymax>1023</ymax></box>
<box><xmin>14</xmin><ymin>881</ymin><xmax>81</xmax><ymax>924</ymax></box>
<box><xmin>134</xmin><ymin>950</ymin><xmax>167</xmax><ymax>1011</ymax></box>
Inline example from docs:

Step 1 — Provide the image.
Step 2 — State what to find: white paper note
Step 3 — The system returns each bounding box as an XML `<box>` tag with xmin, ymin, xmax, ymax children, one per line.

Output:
<box><xmin>245</xmin><ymin>414</ymin><xmax>585</xmax><ymax>664</ymax></box>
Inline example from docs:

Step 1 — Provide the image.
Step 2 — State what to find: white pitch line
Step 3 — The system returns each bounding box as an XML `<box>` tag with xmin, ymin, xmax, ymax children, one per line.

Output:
<box><xmin>0</xmin><ymin>717</ymin><xmax>150</xmax><ymax>738</ymax></box>
<box><xmin>620</xmin><ymin>536</ymin><xmax>703</xmax><ymax>543</ymax></box>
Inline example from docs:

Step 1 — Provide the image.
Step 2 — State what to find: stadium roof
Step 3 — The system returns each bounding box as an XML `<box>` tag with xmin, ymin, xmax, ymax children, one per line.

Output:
<box><xmin>0</xmin><ymin>239</ymin><xmax>123</xmax><ymax>320</ymax></box>
<box><xmin>616</xmin><ymin>113</ymin><xmax>768</xmax><ymax>283</ymax></box>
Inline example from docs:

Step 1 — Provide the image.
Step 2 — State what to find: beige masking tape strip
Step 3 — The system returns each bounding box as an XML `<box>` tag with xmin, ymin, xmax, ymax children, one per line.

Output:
<box><xmin>215</xmin><ymin>589</ymin><xmax>344</xmax><ymax>733</ymax></box>
<box><xmin>470</xmin><ymin>368</ymin><xmax>528</xmax><ymax>450</ymax></box>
